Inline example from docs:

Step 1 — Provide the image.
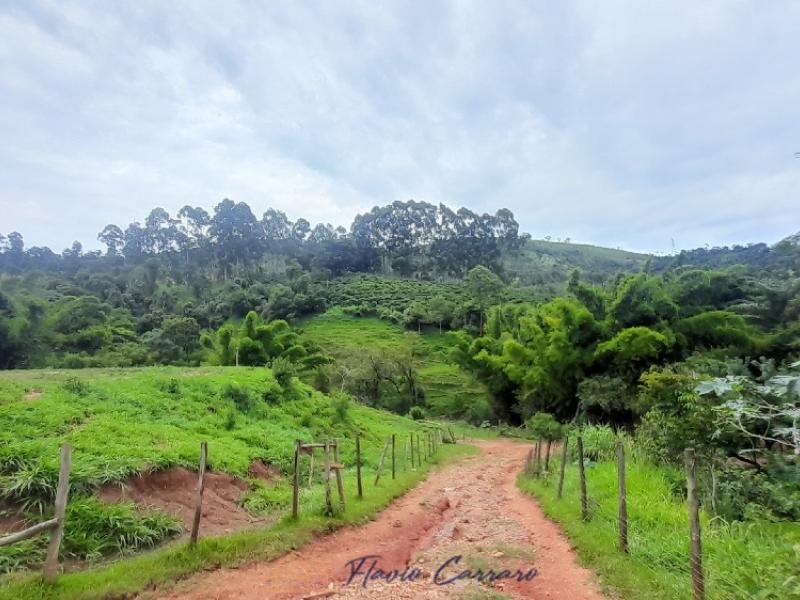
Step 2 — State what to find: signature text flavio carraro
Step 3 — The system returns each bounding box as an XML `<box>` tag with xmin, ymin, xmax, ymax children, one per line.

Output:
<box><xmin>343</xmin><ymin>554</ymin><xmax>538</xmax><ymax>588</ymax></box>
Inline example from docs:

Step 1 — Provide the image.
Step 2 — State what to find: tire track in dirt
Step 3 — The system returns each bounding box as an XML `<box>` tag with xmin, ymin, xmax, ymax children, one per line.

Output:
<box><xmin>157</xmin><ymin>439</ymin><xmax>607</xmax><ymax>600</ymax></box>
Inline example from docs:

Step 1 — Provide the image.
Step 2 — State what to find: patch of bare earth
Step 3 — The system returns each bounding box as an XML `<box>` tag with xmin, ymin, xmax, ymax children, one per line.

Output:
<box><xmin>100</xmin><ymin>460</ymin><xmax>277</xmax><ymax>537</ymax></box>
<box><xmin>22</xmin><ymin>389</ymin><xmax>42</xmax><ymax>401</ymax></box>
<box><xmin>157</xmin><ymin>440</ymin><xmax>608</xmax><ymax>600</ymax></box>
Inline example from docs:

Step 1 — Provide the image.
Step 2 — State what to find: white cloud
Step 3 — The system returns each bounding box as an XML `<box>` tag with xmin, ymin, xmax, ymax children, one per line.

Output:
<box><xmin>0</xmin><ymin>0</ymin><xmax>798</xmax><ymax>253</ymax></box>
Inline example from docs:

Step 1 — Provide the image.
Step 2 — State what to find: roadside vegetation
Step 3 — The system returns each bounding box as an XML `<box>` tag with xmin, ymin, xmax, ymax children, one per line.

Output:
<box><xmin>519</xmin><ymin>434</ymin><xmax>799</xmax><ymax>600</ymax></box>
<box><xmin>0</xmin><ymin>367</ymin><xmax>469</xmax><ymax>580</ymax></box>
<box><xmin>1</xmin><ymin>443</ymin><xmax>475</xmax><ymax>600</ymax></box>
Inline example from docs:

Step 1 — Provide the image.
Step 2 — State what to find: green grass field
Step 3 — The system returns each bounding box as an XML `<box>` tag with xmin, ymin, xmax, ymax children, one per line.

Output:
<box><xmin>0</xmin><ymin>365</ymin><xmax>471</xmax><ymax>593</ymax></box>
<box><xmin>298</xmin><ymin>308</ymin><xmax>494</xmax><ymax>420</ymax></box>
<box><xmin>518</xmin><ymin>458</ymin><xmax>800</xmax><ymax>600</ymax></box>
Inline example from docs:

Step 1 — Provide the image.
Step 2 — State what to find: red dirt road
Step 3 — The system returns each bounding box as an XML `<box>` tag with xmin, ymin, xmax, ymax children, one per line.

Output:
<box><xmin>158</xmin><ymin>439</ymin><xmax>607</xmax><ymax>600</ymax></box>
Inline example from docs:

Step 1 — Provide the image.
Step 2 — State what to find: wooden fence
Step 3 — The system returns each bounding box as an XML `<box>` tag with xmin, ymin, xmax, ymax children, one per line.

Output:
<box><xmin>291</xmin><ymin>426</ymin><xmax>453</xmax><ymax>519</ymax></box>
<box><xmin>1</xmin><ymin>425</ymin><xmax>455</xmax><ymax>582</ymax></box>
<box><xmin>525</xmin><ymin>435</ymin><xmax>708</xmax><ymax>600</ymax></box>
<box><xmin>0</xmin><ymin>444</ymin><xmax>72</xmax><ymax>582</ymax></box>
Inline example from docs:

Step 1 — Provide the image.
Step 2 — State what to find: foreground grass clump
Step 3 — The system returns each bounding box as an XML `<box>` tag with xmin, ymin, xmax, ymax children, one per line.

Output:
<box><xmin>0</xmin><ymin>444</ymin><xmax>475</xmax><ymax>600</ymax></box>
<box><xmin>518</xmin><ymin>458</ymin><xmax>800</xmax><ymax>600</ymax></box>
<box><xmin>0</xmin><ymin>366</ymin><xmax>459</xmax><ymax>577</ymax></box>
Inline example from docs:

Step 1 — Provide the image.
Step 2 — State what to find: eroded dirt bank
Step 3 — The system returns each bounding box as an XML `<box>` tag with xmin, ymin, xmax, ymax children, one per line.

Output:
<box><xmin>157</xmin><ymin>439</ymin><xmax>607</xmax><ymax>600</ymax></box>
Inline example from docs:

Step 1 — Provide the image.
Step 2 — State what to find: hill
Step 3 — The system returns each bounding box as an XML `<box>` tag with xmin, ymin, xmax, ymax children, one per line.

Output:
<box><xmin>0</xmin><ymin>366</ymin><xmax>460</xmax><ymax>577</ymax></box>
<box><xmin>298</xmin><ymin>308</ymin><xmax>494</xmax><ymax>422</ymax></box>
<box><xmin>502</xmin><ymin>238</ymin><xmax>649</xmax><ymax>286</ymax></box>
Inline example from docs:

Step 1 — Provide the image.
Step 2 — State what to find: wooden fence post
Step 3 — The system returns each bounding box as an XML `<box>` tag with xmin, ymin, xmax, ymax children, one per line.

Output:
<box><xmin>43</xmin><ymin>444</ymin><xmax>71</xmax><ymax>582</ymax></box>
<box><xmin>577</xmin><ymin>435</ymin><xmax>589</xmax><ymax>521</ymax></box>
<box><xmin>374</xmin><ymin>436</ymin><xmax>390</xmax><ymax>485</ymax></box>
<box><xmin>323</xmin><ymin>441</ymin><xmax>333</xmax><ymax>515</ymax></box>
<box><xmin>685</xmin><ymin>448</ymin><xmax>705</xmax><ymax>600</ymax></box>
<box><xmin>391</xmin><ymin>434</ymin><xmax>396</xmax><ymax>480</ymax></box>
<box><xmin>307</xmin><ymin>447</ymin><xmax>315</xmax><ymax>487</ymax></box>
<box><xmin>356</xmin><ymin>434</ymin><xmax>363</xmax><ymax>498</ymax></box>
<box><xmin>403</xmin><ymin>436</ymin><xmax>409</xmax><ymax>470</ymax></box>
<box><xmin>525</xmin><ymin>448</ymin><xmax>533</xmax><ymax>474</ymax></box>
<box><xmin>557</xmin><ymin>435</ymin><xmax>569</xmax><ymax>499</ymax></box>
<box><xmin>189</xmin><ymin>441</ymin><xmax>208</xmax><ymax>546</ymax></box>
<box><xmin>410</xmin><ymin>433</ymin><xmax>415</xmax><ymax>469</ymax></box>
<box><xmin>534</xmin><ymin>440</ymin><xmax>542</xmax><ymax>479</ymax></box>
<box><xmin>544</xmin><ymin>440</ymin><xmax>552</xmax><ymax>472</ymax></box>
<box><xmin>292</xmin><ymin>440</ymin><xmax>301</xmax><ymax>519</ymax></box>
<box><xmin>333</xmin><ymin>438</ymin><xmax>345</xmax><ymax>511</ymax></box>
<box><xmin>617</xmin><ymin>440</ymin><xmax>628</xmax><ymax>553</ymax></box>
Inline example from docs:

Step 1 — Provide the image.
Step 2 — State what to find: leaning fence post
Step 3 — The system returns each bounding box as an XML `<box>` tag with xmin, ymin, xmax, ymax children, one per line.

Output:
<box><xmin>292</xmin><ymin>439</ymin><xmax>301</xmax><ymax>519</ymax></box>
<box><xmin>617</xmin><ymin>439</ymin><xmax>628</xmax><ymax>553</ymax></box>
<box><xmin>534</xmin><ymin>439</ymin><xmax>542</xmax><ymax>479</ymax></box>
<box><xmin>577</xmin><ymin>435</ymin><xmax>589</xmax><ymax>521</ymax></box>
<box><xmin>43</xmin><ymin>444</ymin><xmax>71</xmax><ymax>582</ymax></box>
<box><xmin>391</xmin><ymin>434</ymin><xmax>396</xmax><ymax>480</ymax></box>
<box><xmin>557</xmin><ymin>435</ymin><xmax>569</xmax><ymax>499</ymax></box>
<box><xmin>374</xmin><ymin>436</ymin><xmax>390</xmax><ymax>485</ymax></box>
<box><xmin>685</xmin><ymin>448</ymin><xmax>705</xmax><ymax>600</ymax></box>
<box><xmin>356</xmin><ymin>434</ymin><xmax>363</xmax><ymax>498</ymax></box>
<box><xmin>189</xmin><ymin>441</ymin><xmax>208</xmax><ymax>546</ymax></box>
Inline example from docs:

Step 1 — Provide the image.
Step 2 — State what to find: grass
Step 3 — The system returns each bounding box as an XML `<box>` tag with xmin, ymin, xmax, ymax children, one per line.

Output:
<box><xmin>518</xmin><ymin>458</ymin><xmax>800</xmax><ymax>600</ymax></box>
<box><xmin>0</xmin><ymin>366</ymin><xmax>464</xmax><ymax>579</ymax></box>
<box><xmin>298</xmin><ymin>308</ymin><xmax>493</xmax><ymax>419</ymax></box>
<box><xmin>0</xmin><ymin>443</ymin><xmax>476</xmax><ymax>600</ymax></box>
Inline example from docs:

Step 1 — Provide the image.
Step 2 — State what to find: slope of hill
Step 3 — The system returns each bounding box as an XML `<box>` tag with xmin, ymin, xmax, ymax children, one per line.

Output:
<box><xmin>0</xmin><ymin>367</ymin><xmax>455</xmax><ymax>576</ymax></box>
<box><xmin>298</xmin><ymin>308</ymin><xmax>494</xmax><ymax>422</ymax></box>
<box><xmin>502</xmin><ymin>238</ymin><xmax>650</xmax><ymax>285</ymax></box>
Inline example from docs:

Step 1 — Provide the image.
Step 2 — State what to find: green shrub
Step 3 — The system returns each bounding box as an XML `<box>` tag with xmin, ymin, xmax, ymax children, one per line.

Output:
<box><xmin>271</xmin><ymin>357</ymin><xmax>296</xmax><ymax>388</ymax></box>
<box><xmin>62</xmin><ymin>376</ymin><xmax>89</xmax><ymax>395</ymax></box>
<box><xmin>222</xmin><ymin>383</ymin><xmax>254</xmax><ymax>412</ymax></box>
<box><xmin>408</xmin><ymin>406</ymin><xmax>425</xmax><ymax>420</ymax></box>
<box><xmin>569</xmin><ymin>425</ymin><xmax>618</xmax><ymax>462</ymax></box>
<box><xmin>331</xmin><ymin>391</ymin><xmax>352</xmax><ymax>423</ymax></box>
<box><xmin>223</xmin><ymin>406</ymin><xmax>238</xmax><ymax>430</ymax></box>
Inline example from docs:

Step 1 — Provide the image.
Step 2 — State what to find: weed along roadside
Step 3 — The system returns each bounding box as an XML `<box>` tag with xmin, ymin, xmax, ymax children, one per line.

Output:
<box><xmin>0</xmin><ymin>423</ymin><xmax>475</xmax><ymax>600</ymax></box>
<box><xmin>517</xmin><ymin>432</ymin><xmax>800</xmax><ymax>600</ymax></box>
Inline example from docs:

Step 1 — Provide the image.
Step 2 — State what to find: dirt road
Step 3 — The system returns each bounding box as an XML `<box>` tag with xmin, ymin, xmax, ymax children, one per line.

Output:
<box><xmin>159</xmin><ymin>439</ymin><xmax>607</xmax><ymax>600</ymax></box>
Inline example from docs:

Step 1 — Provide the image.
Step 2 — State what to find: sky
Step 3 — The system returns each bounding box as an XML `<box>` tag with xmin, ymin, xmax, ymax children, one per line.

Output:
<box><xmin>1</xmin><ymin>1</ymin><xmax>799</xmax><ymax>255</ymax></box>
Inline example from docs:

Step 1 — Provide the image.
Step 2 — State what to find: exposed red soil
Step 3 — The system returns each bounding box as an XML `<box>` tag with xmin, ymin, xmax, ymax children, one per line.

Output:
<box><xmin>0</xmin><ymin>513</ymin><xmax>28</xmax><ymax>535</ymax></box>
<box><xmin>100</xmin><ymin>461</ymin><xmax>277</xmax><ymax>537</ymax></box>
<box><xmin>22</xmin><ymin>388</ymin><xmax>43</xmax><ymax>401</ymax></box>
<box><xmin>158</xmin><ymin>439</ymin><xmax>608</xmax><ymax>599</ymax></box>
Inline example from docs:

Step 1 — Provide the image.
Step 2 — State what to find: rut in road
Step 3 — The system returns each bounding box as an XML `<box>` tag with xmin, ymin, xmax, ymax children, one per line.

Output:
<box><xmin>158</xmin><ymin>439</ymin><xmax>607</xmax><ymax>600</ymax></box>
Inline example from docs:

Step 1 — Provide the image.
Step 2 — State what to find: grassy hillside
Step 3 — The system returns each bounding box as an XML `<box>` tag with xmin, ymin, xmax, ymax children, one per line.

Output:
<box><xmin>503</xmin><ymin>238</ymin><xmax>649</xmax><ymax>286</ymax></box>
<box><xmin>298</xmin><ymin>308</ymin><xmax>495</xmax><ymax>421</ymax></box>
<box><xmin>0</xmin><ymin>366</ymin><xmax>461</xmax><ymax>580</ymax></box>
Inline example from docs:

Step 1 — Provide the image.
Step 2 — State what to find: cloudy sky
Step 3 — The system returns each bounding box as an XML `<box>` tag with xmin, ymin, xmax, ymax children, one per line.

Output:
<box><xmin>1</xmin><ymin>1</ymin><xmax>799</xmax><ymax>254</ymax></box>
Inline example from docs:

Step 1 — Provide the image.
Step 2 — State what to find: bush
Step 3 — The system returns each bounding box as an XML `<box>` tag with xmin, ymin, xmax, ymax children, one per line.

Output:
<box><xmin>710</xmin><ymin>463</ymin><xmax>800</xmax><ymax>522</ymax></box>
<box><xmin>270</xmin><ymin>357</ymin><xmax>296</xmax><ymax>388</ymax></box>
<box><xmin>526</xmin><ymin>412</ymin><xmax>564</xmax><ymax>441</ymax></box>
<box><xmin>569</xmin><ymin>424</ymin><xmax>618</xmax><ymax>462</ymax></box>
<box><xmin>222</xmin><ymin>383</ymin><xmax>254</xmax><ymax>412</ymax></box>
<box><xmin>330</xmin><ymin>391</ymin><xmax>352</xmax><ymax>423</ymax></box>
<box><xmin>408</xmin><ymin>406</ymin><xmax>425</xmax><ymax>420</ymax></box>
<box><xmin>62</xmin><ymin>376</ymin><xmax>89</xmax><ymax>395</ymax></box>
